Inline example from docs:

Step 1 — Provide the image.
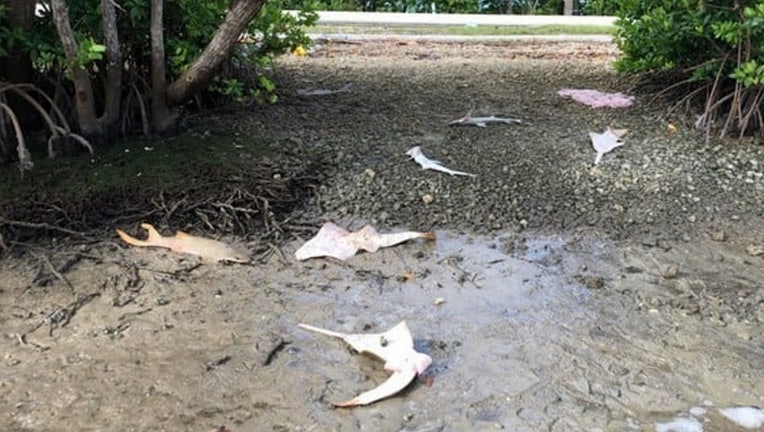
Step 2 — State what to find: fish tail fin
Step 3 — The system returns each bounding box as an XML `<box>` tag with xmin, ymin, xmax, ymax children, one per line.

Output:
<box><xmin>421</xmin><ymin>232</ymin><xmax>436</xmax><ymax>241</ymax></box>
<box><xmin>140</xmin><ymin>223</ymin><xmax>163</xmax><ymax>242</ymax></box>
<box><xmin>116</xmin><ymin>228</ymin><xmax>149</xmax><ymax>247</ymax></box>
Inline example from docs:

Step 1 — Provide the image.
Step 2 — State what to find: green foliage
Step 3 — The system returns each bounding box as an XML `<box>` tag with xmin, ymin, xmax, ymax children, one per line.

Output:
<box><xmin>0</xmin><ymin>5</ymin><xmax>29</xmax><ymax>60</ymax></box>
<box><xmin>233</xmin><ymin>1</ymin><xmax>317</xmax><ymax>102</ymax></box>
<box><xmin>615</xmin><ymin>0</ymin><xmax>764</xmax><ymax>136</ymax></box>
<box><xmin>281</xmin><ymin>0</ymin><xmax>364</xmax><ymax>11</ymax></box>
<box><xmin>74</xmin><ymin>37</ymin><xmax>106</xmax><ymax>67</ymax></box>
<box><xmin>614</xmin><ymin>0</ymin><xmax>762</xmax><ymax>76</ymax></box>
<box><xmin>731</xmin><ymin>59</ymin><xmax>764</xmax><ymax>87</ymax></box>
<box><xmin>251</xmin><ymin>2</ymin><xmax>317</xmax><ymax>57</ymax></box>
<box><xmin>580</xmin><ymin>0</ymin><xmax>618</xmax><ymax>15</ymax></box>
<box><xmin>278</xmin><ymin>0</ymin><xmax>612</xmax><ymax>15</ymax></box>
<box><xmin>3</xmin><ymin>0</ymin><xmax>315</xmax><ymax>105</ymax></box>
<box><xmin>159</xmin><ymin>0</ymin><xmax>317</xmax><ymax>103</ymax></box>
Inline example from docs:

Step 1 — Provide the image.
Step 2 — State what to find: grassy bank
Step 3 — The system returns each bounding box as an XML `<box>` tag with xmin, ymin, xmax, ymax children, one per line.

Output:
<box><xmin>306</xmin><ymin>23</ymin><xmax>615</xmax><ymax>36</ymax></box>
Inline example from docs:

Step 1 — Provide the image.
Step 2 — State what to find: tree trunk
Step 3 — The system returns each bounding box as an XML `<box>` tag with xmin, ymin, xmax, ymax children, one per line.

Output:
<box><xmin>50</xmin><ymin>0</ymin><xmax>99</xmax><ymax>137</ymax></box>
<box><xmin>166</xmin><ymin>0</ymin><xmax>265</xmax><ymax>107</ymax></box>
<box><xmin>563</xmin><ymin>0</ymin><xmax>574</xmax><ymax>15</ymax></box>
<box><xmin>99</xmin><ymin>0</ymin><xmax>122</xmax><ymax>129</ymax></box>
<box><xmin>149</xmin><ymin>0</ymin><xmax>176</xmax><ymax>134</ymax></box>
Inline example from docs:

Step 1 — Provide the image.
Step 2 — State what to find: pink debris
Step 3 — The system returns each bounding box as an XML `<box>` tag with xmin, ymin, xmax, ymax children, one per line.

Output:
<box><xmin>557</xmin><ymin>89</ymin><xmax>635</xmax><ymax>108</ymax></box>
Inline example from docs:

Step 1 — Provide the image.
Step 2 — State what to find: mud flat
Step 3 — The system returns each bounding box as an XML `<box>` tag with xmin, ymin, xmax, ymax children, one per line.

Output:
<box><xmin>2</xmin><ymin>39</ymin><xmax>764</xmax><ymax>431</ymax></box>
<box><xmin>2</xmin><ymin>230</ymin><xmax>763</xmax><ymax>430</ymax></box>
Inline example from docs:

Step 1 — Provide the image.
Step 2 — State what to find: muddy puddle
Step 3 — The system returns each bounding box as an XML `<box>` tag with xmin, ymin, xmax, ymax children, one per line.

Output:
<box><xmin>2</xmin><ymin>230</ymin><xmax>763</xmax><ymax>431</ymax></box>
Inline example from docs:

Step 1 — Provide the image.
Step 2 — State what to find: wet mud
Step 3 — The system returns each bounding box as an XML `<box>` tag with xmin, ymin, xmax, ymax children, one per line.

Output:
<box><xmin>2</xmin><ymin>229</ymin><xmax>763</xmax><ymax>431</ymax></box>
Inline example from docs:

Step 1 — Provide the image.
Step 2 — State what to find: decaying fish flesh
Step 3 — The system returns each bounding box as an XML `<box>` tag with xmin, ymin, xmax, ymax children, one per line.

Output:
<box><xmin>116</xmin><ymin>223</ymin><xmax>249</xmax><ymax>263</ymax></box>
<box><xmin>295</xmin><ymin>222</ymin><xmax>435</xmax><ymax>261</ymax></box>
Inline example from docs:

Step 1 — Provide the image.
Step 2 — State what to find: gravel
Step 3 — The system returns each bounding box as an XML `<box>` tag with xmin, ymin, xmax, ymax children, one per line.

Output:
<box><xmin>234</xmin><ymin>39</ymin><xmax>764</xmax><ymax>242</ymax></box>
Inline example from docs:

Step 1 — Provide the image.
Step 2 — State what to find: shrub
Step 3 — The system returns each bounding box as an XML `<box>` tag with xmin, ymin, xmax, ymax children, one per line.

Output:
<box><xmin>615</xmin><ymin>0</ymin><xmax>764</xmax><ymax>137</ymax></box>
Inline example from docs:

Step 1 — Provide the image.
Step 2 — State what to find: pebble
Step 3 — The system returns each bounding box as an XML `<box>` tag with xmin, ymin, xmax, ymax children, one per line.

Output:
<box><xmin>585</xmin><ymin>276</ymin><xmax>605</xmax><ymax>290</ymax></box>
<box><xmin>662</xmin><ymin>264</ymin><xmax>678</xmax><ymax>279</ymax></box>
<box><xmin>711</xmin><ymin>230</ymin><xmax>727</xmax><ymax>242</ymax></box>
<box><xmin>277</xmin><ymin>52</ymin><xmax>764</xmax><ymax>245</ymax></box>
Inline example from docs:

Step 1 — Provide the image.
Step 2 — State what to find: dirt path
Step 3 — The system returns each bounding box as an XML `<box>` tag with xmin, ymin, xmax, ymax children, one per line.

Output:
<box><xmin>2</xmin><ymin>40</ymin><xmax>764</xmax><ymax>431</ymax></box>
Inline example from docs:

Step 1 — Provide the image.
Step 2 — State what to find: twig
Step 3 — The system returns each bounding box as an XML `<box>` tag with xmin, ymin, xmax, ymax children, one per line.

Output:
<box><xmin>32</xmin><ymin>251</ymin><xmax>75</xmax><ymax>293</ymax></box>
<box><xmin>262</xmin><ymin>339</ymin><xmax>289</xmax><ymax>366</ymax></box>
<box><xmin>19</xmin><ymin>292</ymin><xmax>101</xmax><ymax>343</ymax></box>
<box><xmin>0</xmin><ymin>216</ymin><xmax>85</xmax><ymax>236</ymax></box>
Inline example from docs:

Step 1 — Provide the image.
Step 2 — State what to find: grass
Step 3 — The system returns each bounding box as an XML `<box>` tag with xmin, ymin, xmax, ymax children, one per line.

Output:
<box><xmin>306</xmin><ymin>23</ymin><xmax>615</xmax><ymax>36</ymax></box>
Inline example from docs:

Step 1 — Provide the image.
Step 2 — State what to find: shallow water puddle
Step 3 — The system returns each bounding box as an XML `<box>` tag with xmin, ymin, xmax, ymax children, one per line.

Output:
<box><xmin>290</xmin><ymin>231</ymin><xmax>764</xmax><ymax>431</ymax></box>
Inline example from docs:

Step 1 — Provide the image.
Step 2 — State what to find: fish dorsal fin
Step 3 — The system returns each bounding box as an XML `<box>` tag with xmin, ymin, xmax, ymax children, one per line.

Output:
<box><xmin>175</xmin><ymin>231</ymin><xmax>191</xmax><ymax>238</ymax></box>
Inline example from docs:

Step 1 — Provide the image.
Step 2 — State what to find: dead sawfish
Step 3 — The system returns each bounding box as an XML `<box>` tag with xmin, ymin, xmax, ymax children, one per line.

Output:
<box><xmin>448</xmin><ymin>109</ymin><xmax>522</xmax><ymax>127</ymax></box>
<box><xmin>295</xmin><ymin>222</ymin><xmax>435</xmax><ymax>261</ymax></box>
<box><xmin>116</xmin><ymin>223</ymin><xmax>249</xmax><ymax>263</ymax></box>
<box><xmin>299</xmin><ymin>321</ymin><xmax>432</xmax><ymax>407</ymax></box>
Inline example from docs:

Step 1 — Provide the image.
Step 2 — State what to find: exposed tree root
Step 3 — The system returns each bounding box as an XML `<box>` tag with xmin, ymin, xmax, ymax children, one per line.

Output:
<box><xmin>0</xmin><ymin>156</ymin><xmax>324</xmax><ymax>255</ymax></box>
<box><xmin>0</xmin><ymin>82</ymin><xmax>95</xmax><ymax>171</ymax></box>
